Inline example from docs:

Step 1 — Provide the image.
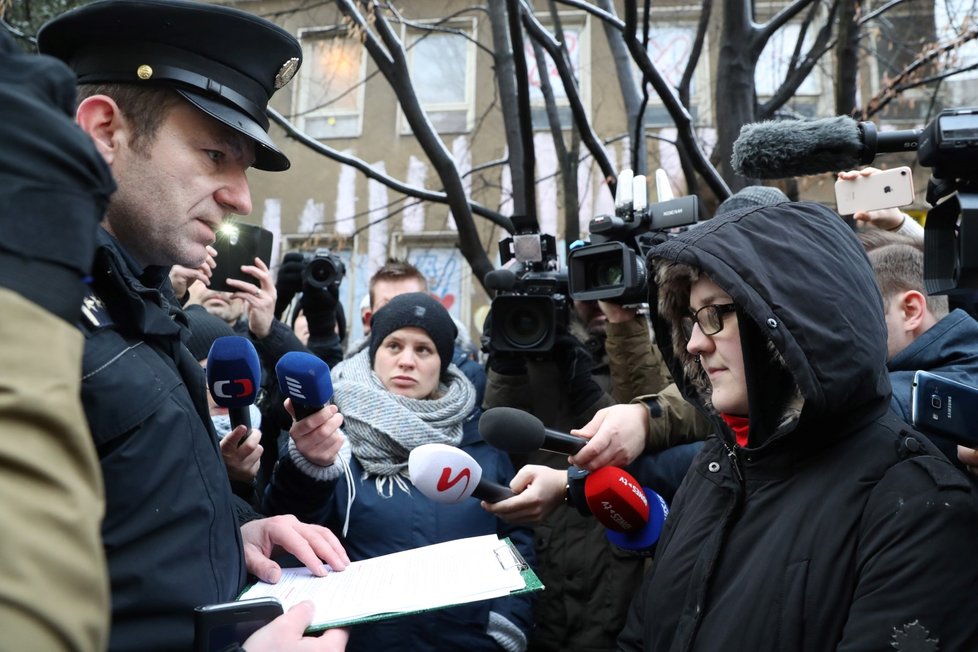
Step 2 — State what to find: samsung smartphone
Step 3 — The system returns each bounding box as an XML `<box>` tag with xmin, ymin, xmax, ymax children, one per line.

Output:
<box><xmin>910</xmin><ymin>370</ymin><xmax>978</xmax><ymax>448</ymax></box>
<box><xmin>193</xmin><ymin>597</ymin><xmax>284</xmax><ymax>652</ymax></box>
<box><xmin>834</xmin><ymin>166</ymin><xmax>915</xmax><ymax>215</ymax></box>
<box><xmin>210</xmin><ymin>222</ymin><xmax>274</xmax><ymax>293</ymax></box>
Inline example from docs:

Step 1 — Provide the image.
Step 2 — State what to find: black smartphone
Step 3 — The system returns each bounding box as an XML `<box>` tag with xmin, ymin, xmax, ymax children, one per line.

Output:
<box><xmin>910</xmin><ymin>370</ymin><xmax>978</xmax><ymax>448</ymax></box>
<box><xmin>210</xmin><ymin>222</ymin><xmax>274</xmax><ymax>293</ymax></box>
<box><xmin>193</xmin><ymin>597</ymin><xmax>284</xmax><ymax>652</ymax></box>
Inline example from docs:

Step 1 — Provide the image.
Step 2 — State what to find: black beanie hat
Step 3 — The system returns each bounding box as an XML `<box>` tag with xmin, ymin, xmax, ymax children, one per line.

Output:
<box><xmin>369</xmin><ymin>292</ymin><xmax>456</xmax><ymax>377</ymax></box>
<box><xmin>184</xmin><ymin>305</ymin><xmax>236</xmax><ymax>361</ymax></box>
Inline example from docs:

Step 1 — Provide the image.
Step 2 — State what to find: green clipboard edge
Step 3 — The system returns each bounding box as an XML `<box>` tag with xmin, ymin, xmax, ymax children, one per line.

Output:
<box><xmin>239</xmin><ymin>537</ymin><xmax>544</xmax><ymax>634</ymax></box>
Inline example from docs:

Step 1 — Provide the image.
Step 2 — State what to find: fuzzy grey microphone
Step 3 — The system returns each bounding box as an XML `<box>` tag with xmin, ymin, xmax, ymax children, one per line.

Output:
<box><xmin>731</xmin><ymin>116</ymin><xmax>922</xmax><ymax>180</ymax></box>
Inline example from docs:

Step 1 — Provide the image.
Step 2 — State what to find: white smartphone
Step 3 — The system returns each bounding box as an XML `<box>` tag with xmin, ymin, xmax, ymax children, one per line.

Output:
<box><xmin>834</xmin><ymin>166</ymin><xmax>915</xmax><ymax>215</ymax></box>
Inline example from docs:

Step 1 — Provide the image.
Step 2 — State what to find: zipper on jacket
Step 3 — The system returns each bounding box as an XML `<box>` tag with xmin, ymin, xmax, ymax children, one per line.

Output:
<box><xmin>717</xmin><ymin>437</ymin><xmax>744</xmax><ymax>483</ymax></box>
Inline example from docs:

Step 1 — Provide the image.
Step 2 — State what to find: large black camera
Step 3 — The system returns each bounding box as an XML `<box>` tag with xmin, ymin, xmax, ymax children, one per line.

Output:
<box><xmin>568</xmin><ymin>170</ymin><xmax>698</xmax><ymax>304</ymax></box>
<box><xmin>301</xmin><ymin>248</ymin><xmax>345</xmax><ymax>290</ymax></box>
<box><xmin>486</xmin><ymin>221</ymin><xmax>570</xmax><ymax>354</ymax></box>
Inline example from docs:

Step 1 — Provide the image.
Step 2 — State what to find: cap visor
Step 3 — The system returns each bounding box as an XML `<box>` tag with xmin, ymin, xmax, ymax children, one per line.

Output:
<box><xmin>177</xmin><ymin>89</ymin><xmax>290</xmax><ymax>172</ymax></box>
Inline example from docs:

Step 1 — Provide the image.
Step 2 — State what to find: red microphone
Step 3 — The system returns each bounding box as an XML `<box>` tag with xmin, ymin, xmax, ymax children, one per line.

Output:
<box><xmin>584</xmin><ymin>466</ymin><xmax>650</xmax><ymax>533</ymax></box>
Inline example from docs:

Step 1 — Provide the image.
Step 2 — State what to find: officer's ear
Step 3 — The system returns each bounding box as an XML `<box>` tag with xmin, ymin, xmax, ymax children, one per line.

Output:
<box><xmin>75</xmin><ymin>95</ymin><xmax>127</xmax><ymax>164</ymax></box>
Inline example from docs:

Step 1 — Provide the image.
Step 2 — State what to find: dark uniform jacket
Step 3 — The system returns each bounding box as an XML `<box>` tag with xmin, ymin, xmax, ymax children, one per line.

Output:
<box><xmin>619</xmin><ymin>202</ymin><xmax>978</xmax><ymax>651</ymax></box>
<box><xmin>81</xmin><ymin>229</ymin><xmax>248</xmax><ymax>651</ymax></box>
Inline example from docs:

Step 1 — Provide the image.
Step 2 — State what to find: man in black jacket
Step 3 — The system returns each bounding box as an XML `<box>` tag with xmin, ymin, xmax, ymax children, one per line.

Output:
<box><xmin>38</xmin><ymin>1</ymin><xmax>350</xmax><ymax>649</ymax></box>
<box><xmin>571</xmin><ymin>201</ymin><xmax>978</xmax><ymax>650</ymax></box>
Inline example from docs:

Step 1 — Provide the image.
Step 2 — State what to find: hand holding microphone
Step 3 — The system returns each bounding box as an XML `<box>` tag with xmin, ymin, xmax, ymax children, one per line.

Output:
<box><xmin>275</xmin><ymin>351</ymin><xmax>334</xmax><ymax>420</ymax></box>
<box><xmin>275</xmin><ymin>351</ymin><xmax>343</xmax><ymax>467</ymax></box>
<box><xmin>408</xmin><ymin>443</ymin><xmax>515</xmax><ymax>504</ymax></box>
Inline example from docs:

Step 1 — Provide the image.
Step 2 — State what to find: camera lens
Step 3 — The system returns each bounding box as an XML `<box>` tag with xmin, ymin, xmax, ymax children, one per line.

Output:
<box><xmin>591</xmin><ymin>261</ymin><xmax>624</xmax><ymax>288</ymax></box>
<box><xmin>504</xmin><ymin>304</ymin><xmax>548</xmax><ymax>349</ymax></box>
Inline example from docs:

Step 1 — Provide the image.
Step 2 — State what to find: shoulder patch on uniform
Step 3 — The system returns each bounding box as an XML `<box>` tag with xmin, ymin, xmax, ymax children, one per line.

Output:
<box><xmin>890</xmin><ymin>620</ymin><xmax>938</xmax><ymax>651</ymax></box>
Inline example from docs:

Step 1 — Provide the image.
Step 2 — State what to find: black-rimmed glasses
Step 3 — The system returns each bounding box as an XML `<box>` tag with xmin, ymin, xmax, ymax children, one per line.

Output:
<box><xmin>680</xmin><ymin>304</ymin><xmax>737</xmax><ymax>341</ymax></box>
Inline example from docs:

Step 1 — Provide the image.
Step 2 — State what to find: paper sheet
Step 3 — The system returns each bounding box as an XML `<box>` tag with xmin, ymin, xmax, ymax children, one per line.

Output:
<box><xmin>239</xmin><ymin>534</ymin><xmax>527</xmax><ymax>628</ymax></box>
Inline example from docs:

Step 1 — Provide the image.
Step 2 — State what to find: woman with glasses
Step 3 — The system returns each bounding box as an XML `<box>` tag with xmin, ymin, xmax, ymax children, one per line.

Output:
<box><xmin>572</xmin><ymin>201</ymin><xmax>978</xmax><ymax>650</ymax></box>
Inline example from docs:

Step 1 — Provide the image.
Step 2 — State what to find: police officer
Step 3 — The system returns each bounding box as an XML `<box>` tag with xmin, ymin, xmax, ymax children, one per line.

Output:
<box><xmin>37</xmin><ymin>1</ymin><xmax>349</xmax><ymax>649</ymax></box>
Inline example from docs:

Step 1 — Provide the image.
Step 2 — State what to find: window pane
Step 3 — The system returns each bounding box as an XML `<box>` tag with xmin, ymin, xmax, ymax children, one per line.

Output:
<box><xmin>756</xmin><ymin>24</ymin><xmax>820</xmax><ymax>96</ymax></box>
<box><xmin>301</xmin><ymin>35</ymin><xmax>362</xmax><ymax>114</ymax></box>
<box><xmin>526</xmin><ymin>27</ymin><xmax>581</xmax><ymax>103</ymax></box>
<box><xmin>411</xmin><ymin>33</ymin><xmax>468</xmax><ymax>105</ymax></box>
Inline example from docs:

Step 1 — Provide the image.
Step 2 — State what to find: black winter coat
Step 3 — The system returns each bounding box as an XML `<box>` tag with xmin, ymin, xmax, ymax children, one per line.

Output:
<box><xmin>81</xmin><ymin>230</ymin><xmax>248</xmax><ymax>651</ymax></box>
<box><xmin>618</xmin><ymin>202</ymin><xmax>978</xmax><ymax>651</ymax></box>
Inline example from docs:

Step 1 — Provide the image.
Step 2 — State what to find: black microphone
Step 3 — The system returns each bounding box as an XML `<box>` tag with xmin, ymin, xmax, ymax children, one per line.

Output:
<box><xmin>479</xmin><ymin>407</ymin><xmax>588</xmax><ymax>456</ymax></box>
<box><xmin>731</xmin><ymin>115</ymin><xmax>922</xmax><ymax>179</ymax></box>
<box><xmin>206</xmin><ymin>336</ymin><xmax>261</xmax><ymax>432</ymax></box>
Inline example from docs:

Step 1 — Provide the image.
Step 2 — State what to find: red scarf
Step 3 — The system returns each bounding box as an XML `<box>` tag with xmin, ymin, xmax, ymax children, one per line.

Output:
<box><xmin>721</xmin><ymin>413</ymin><xmax>750</xmax><ymax>448</ymax></box>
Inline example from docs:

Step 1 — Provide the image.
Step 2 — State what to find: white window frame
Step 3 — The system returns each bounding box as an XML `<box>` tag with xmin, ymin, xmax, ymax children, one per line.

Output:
<box><xmin>399</xmin><ymin>17</ymin><xmax>478</xmax><ymax>135</ymax></box>
<box><xmin>294</xmin><ymin>25</ymin><xmax>368</xmax><ymax>140</ymax></box>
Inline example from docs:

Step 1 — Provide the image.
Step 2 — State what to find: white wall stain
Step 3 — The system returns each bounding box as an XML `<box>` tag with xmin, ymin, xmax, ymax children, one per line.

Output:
<box><xmin>298</xmin><ymin>198</ymin><xmax>324</xmax><ymax>235</ymax></box>
<box><xmin>404</xmin><ymin>155</ymin><xmax>427</xmax><ymax>234</ymax></box>
<box><xmin>533</xmin><ymin>132</ymin><xmax>558</xmax><ymax>238</ymax></box>
<box><xmin>448</xmin><ymin>136</ymin><xmax>472</xmax><ymax>232</ymax></box>
<box><xmin>367</xmin><ymin>160</ymin><xmax>389</xmax><ymax>276</ymax></box>
<box><xmin>261</xmin><ymin>198</ymin><xmax>283</xmax><ymax>268</ymax></box>
<box><xmin>335</xmin><ymin>153</ymin><xmax>357</xmax><ymax>236</ymax></box>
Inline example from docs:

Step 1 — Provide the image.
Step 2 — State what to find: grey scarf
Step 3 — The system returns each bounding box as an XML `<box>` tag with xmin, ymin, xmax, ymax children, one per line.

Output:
<box><xmin>332</xmin><ymin>349</ymin><xmax>476</xmax><ymax>496</ymax></box>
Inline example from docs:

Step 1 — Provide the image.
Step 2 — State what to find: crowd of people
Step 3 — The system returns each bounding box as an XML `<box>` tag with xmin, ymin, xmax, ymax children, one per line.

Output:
<box><xmin>4</xmin><ymin>0</ymin><xmax>978</xmax><ymax>651</ymax></box>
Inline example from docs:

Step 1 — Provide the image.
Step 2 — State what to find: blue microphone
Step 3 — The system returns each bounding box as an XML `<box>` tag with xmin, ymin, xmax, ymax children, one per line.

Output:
<box><xmin>604</xmin><ymin>488</ymin><xmax>669</xmax><ymax>555</ymax></box>
<box><xmin>275</xmin><ymin>351</ymin><xmax>333</xmax><ymax>420</ymax></box>
<box><xmin>206</xmin><ymin>336</ymin><xmax>261</xmax><ymax>431</ymax></box>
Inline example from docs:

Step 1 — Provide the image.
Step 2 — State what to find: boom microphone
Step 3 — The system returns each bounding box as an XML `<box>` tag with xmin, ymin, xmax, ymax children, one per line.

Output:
<box><xmin>584</xmin><ymin>466</ymin><xmax>650</xmax><ymax>533</ymax></box>
<box><xmin>408</xmin><ymin>443</ymin><xmax>515</xmax><ymax>504</ymax></box>
<box><xmin>731</xmin><ymin>115</ymin><xmax>922</xmax><ymax>179</ymax></box>
<box><xmin>479</xmin><ymin>407</ymin><xmax>588</xmax><ymax>456</ymax></box>
<box><xmin>206</xmin><ymin>336</ymin><xmax>261</xmax><ymax>431</ymax></box>
<box><xmin>275</xmin><ymin>351</ymin><xmax>333</xmax><ymax>420</ymax></box>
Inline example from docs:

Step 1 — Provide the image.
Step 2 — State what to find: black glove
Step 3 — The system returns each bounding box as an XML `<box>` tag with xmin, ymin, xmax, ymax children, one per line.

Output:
<box><xmin>300</xmin><ymin>281</ymin><xmax>339</xmax><ymax>339</ymax></box>
<box><xmin>551</xmin><ymin>328</ymin><xmax>604</xmax><ymax>410</ymax></box>
<box><xmin>274</xmin><ymin>252</ymin><xmax>305</xmax><ymax>319</ymax></box>
<box><xmin>0</xmin><ymin>31</ymin><xmax>116</xmax><ymax>323</ymax></box>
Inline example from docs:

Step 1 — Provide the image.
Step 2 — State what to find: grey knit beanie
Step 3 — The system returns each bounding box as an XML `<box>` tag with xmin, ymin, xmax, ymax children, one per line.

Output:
<box><xmin>369</xmin><ymin>292</ymin><xmax>456</xmax><ymax>376</ymax></box>
<box><xmin>716</xmin><ymin>185</ymin><xmax>789</xmax><ymax>216</ymax></box>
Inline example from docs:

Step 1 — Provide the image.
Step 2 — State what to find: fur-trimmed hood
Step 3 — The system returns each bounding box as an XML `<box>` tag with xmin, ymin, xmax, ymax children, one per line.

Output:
<box><xmin>647</xmin><ymin>201</ymin><xmax>891</xmax><ymax>448</ymax></box>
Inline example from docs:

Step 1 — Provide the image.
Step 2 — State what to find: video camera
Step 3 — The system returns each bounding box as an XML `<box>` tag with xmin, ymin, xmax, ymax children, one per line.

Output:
<box><xmin>300</xmin><ymin>247</ymin><xmax>345</xmax><ymax>290</ymax></box>
<box><xmin>485</xmin><ymin>218</ymin><xmax>569</xmax><ymax>354</ymax></box>
<box><xmin>884</xmin><ymin>108</ymin><xmax>978</xmax><ymax>295</ymax></box>
<box><xmin>567</xmin><ymin>169</ymin><xmax>698</xmax><ymax>304</ymax></box>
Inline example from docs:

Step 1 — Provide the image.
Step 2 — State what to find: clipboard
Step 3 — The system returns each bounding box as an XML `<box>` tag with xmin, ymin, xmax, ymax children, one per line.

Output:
<box><xmin>237</xmin><ymin>535</ymin><xmax>543</xmax><ymax>632</ymax></box>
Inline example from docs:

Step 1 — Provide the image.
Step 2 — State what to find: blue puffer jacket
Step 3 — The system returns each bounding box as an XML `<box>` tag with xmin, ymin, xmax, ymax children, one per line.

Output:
<box><xmin>264</xmin><ymin>407</ymin><xmax>536</xmax><ymax>651</ymax></box>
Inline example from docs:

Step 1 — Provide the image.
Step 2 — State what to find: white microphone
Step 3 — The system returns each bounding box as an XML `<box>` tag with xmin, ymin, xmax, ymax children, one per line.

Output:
<box><xmin>408</xmin><ymin>443</ymin><xmax>515</xmax><ymax>504</ymax></box>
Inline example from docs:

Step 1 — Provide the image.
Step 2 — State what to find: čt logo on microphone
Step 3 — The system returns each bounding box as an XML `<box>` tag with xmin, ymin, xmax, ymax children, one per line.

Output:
<box><xmin>211</xmin><ymin>378</ymin><xmax>254</xmax><ymax>398</ymax></box>
<box><xmin>436</xmin><ymin>466</ymin><xmax>471</xmax><ymax>497</ymax></box>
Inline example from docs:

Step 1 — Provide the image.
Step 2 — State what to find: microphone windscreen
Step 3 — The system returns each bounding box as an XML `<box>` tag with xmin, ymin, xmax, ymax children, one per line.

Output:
<box><xmin>584</xmin><ymin>467</ymin><xmax>650</xmax><ymax>532</ymax></box>
<box><xmin>206</xmin><ymin>336</ymin><xmax>261</xmax><ymax>408</ymax></box>
<box><xmin>479</xmin><ymin>407</ymin><xmax>546</xmax><ymax>454</ymax></box>
<box><xmin>408</xmin><ymin>443</ymin><xmax>483</xmax><ymax>504</ymax></box>
<box><xmin>606</xmin><ymin>488</ymin><xmax>670</xmax><ymax>553</ymax></box>
<box><xmin>731</xmin><ymin>116</ymin><xmax>864</xmax><ymax>179</ymax></box>
<box><xmin>275</xmin><ymin>351</ymin><xmax>333</xmax><ymax>407</ymax></box>
<box><xmin>485</xmin><ymin>268</ymin><xmax>518</xmax><ymax>292</ymax></box>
